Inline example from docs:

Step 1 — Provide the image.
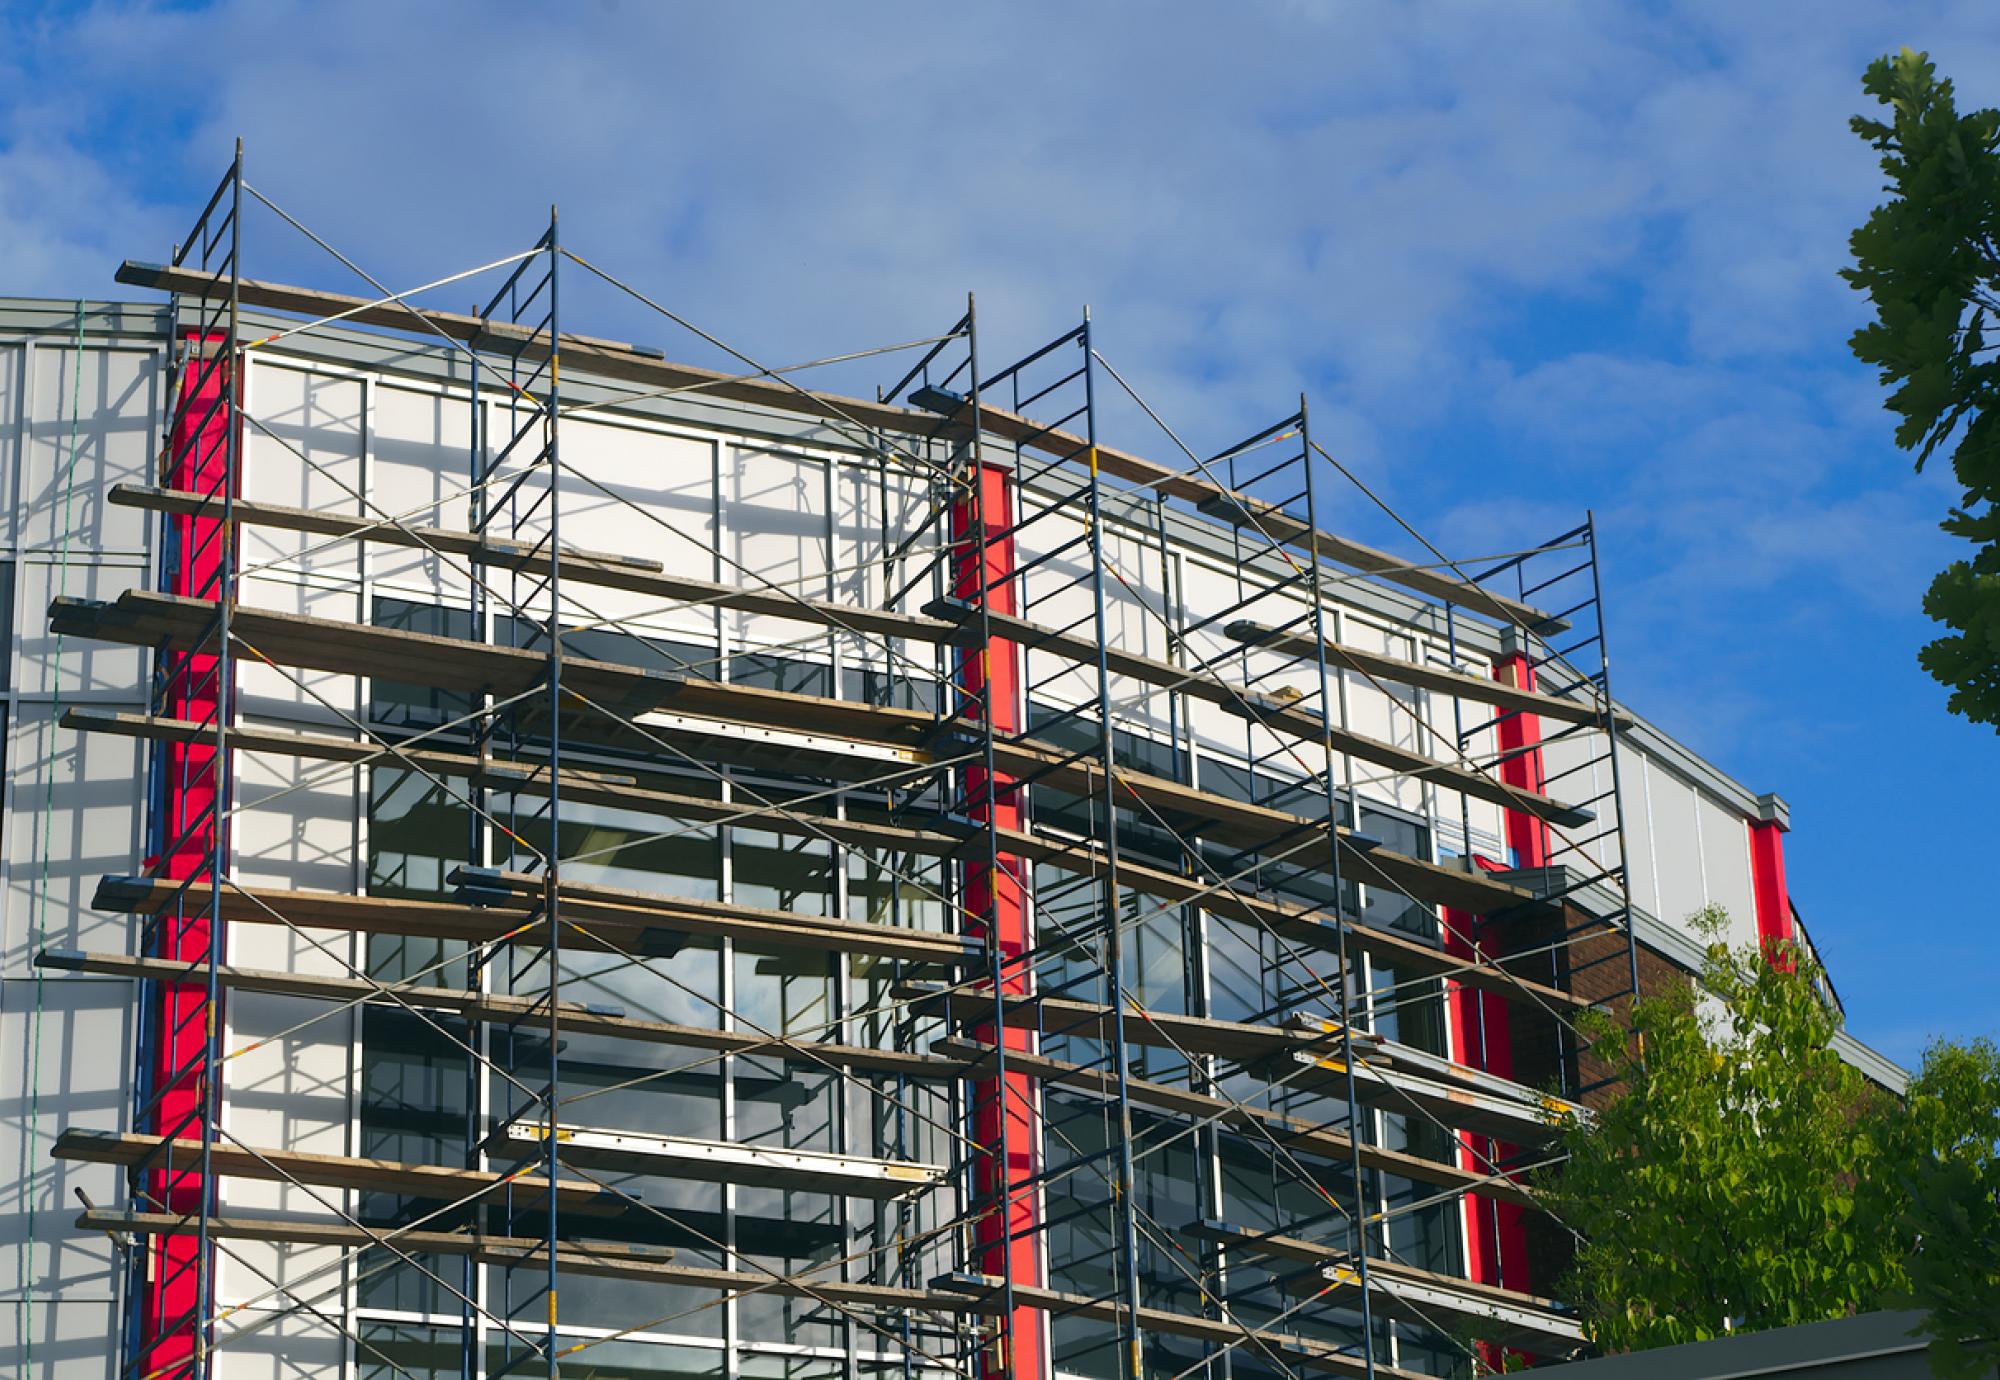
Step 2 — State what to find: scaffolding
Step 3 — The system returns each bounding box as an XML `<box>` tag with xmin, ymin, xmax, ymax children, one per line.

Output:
<box><xmin>41</xmin><ymin>150</ymin><xmax>1647</xmax><ymax>1380</ymax></box>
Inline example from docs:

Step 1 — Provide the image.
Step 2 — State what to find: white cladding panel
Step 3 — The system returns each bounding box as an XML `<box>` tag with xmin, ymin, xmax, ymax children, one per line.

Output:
<box><xmin>217</xmin><ymin>986</ymin><xmax>354</xmax><ymax>1298</ymax></box>
<box><xmin>369</xmin><ymin>383</ymin><xmax>474</xmax><ymax>600</ymax></box>
<box><xmin>723</xmin><ymin>443</ymin><xmax>829</xmax><ymax>655</ymax></box>
<box><xmin>17</xmin><ymin>560</ymin><xmax>147</xmax><ymax>700</ymax></box>
<box><xmin>1543</xmin><ymin>722</ymin><xmax>1621</xmax><ymax>875</ymax></box>
<box><xmin>832</xmin><ymin>458</ymin><xmax>937</xmax><ymax>691</ymax></box>
<box><xmin>0</xmin><ymin>979</ymin><xmax>131</xmax><ymax>1304</ymax></box>
<box><xmin>1617</xmin><ymin>741</ymin><xmax>1659</xmax><ymax>918</ymax></box>
<box><xmin>237</xmin><ymin>576</ymin><xmax>363</xmax><ymax>726</ymax></box>
<box><xmin>1338</xmin><ymin>613</ymin><xmax>1423</xmax><ymax>815</ymax></box>
<box><xmin>225</xmin><ymin>745</ymin><xmax>360</xmax><ymax>1300</ymax></box>
<box><xmin>538</xmin><ymin>415</ymin><xmax>719</xmax><ymax>642</ymax></box>
<box><xmin>6</xmin><ymin>705</ymin><xmax>145</xmax><ymax>967</ymax></box>
<box><xmin>1019</xmin><ymin>507</ymin><xmax>1172</xmax><ymax>741</ymax></box>
<box><xmin>0</xmin><ymin>1296</ymin><xmax>119</xmax><ymax>1380</ymax></box>
<box><xmin>1698</xmin><ymin>793</ymin><xmax>1758</xmax><ymax>949</ymax></box>
<box><xmin>0</xmin><ymin>345</ymin><xmax>19</xmax><ymax>548</ymax></box>
<box><xmin>241</xmin><ymin>363</ymin><xmax>364</xmax><ymax>580</ymax></box>
<box><xmin>211</xmin><ymin>1310</ymin><xmax>345</xmax><ymax>1380</ymax></box>
<box><xmin>1644</xmin><ymin>758</ymin><xmax>1706</xmax><ymax>929</ymax></box>
<box><xmin>24</xmin><ymin>344</ymin><xmax>158</xmax><ymax>554</ymax></box>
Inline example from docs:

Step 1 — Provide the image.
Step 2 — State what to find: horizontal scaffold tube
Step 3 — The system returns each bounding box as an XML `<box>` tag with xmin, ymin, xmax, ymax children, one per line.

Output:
<box><xmin>115</xmin><ymin>260</ymin><xmax>1561</xmax><ymax>634</ymax></box>
<box><xmin>35</xmin><ymin>948</ymin><xmax>960</xmax><ymax>1081</ymax></box>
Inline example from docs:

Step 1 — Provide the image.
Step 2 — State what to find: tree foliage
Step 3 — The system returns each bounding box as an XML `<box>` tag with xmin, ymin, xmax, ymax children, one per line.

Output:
<box><xmin>1546</xmin><ymin>909</ymin><xmax>2000</xmax><ymax>1376</ymax></box>
<box><xmin>1845</xmin><ymin>49</ymin><xmax>2000</xmax><ymax>729</ymax></box>
<box><xmin>1888</xmin><ymin>1038</ymin><xmax>2000</xmax><ymax>1378</ymax></box>
<box><xmin>1544</xmin><ymin>908</ymin><xmax>1902</xmax><ymax>1351</ymax></box>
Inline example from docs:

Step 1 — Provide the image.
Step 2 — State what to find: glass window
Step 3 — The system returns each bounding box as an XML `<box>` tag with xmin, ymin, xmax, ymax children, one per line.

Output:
<box><xmin>370</xmin><ymin>596</ymin><xmax>476</xmax><ymax>731</ymax></box>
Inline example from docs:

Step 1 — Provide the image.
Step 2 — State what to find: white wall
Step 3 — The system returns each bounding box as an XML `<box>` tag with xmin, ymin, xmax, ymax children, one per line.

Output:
<box><xmin>0</xmin><ymin>334</ymin><xmax>156</xmax><ymax>1380</ymax></box>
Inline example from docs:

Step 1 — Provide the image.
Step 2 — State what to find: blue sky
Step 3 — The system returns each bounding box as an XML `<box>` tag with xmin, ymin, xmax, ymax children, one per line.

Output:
<box><xmin>2</xmin><ymin>1</ymin><xmax>1995</xmax><ymax>1065</ymax></box>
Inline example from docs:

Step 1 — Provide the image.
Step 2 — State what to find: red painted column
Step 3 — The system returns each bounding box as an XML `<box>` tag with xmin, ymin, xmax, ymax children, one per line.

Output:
<box><xmin>1443</xmin><ymin>893</ymin><xmax>1527</xmax><ymax>1300</ymax></box>
<box><xmin>1747</xmin><ymin>792</ymin><xmax>1793</xmax><ymax>958</ymax></box>
<box><xmin>143</xmin><ymin>334</ymin><xmax>235</xmax><ymax>1374</ymax></box>
<box><xmin>1441</xmin><ymin>638</ymin><xmax>1545</xmax><ymax>1324</ymax></box>
<box><xmin>1493</xmin><ymin>647</ymin><xmax>1550</xmax><ymax>872</ymax></box>
<box><xmin>950</xmin><ymin>458</ymin><xmax>1046</xmax><ymax>1380</ymax></box>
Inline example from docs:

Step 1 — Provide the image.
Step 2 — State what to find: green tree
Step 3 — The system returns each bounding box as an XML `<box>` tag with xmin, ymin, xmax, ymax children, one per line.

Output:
<box><xmin>1845</xmin><ymin>49</ymin><xmax>2000</xmax><ymax>729</ymax></box>
<box><xmin>1544</xmin><ymin>908</ymin><xmax>1904</xmax><ymax>1351</ymax></box>
<box><xmin>1889</xmin><ymin>1038</ymin><xmax>2000</xmax><ymax>1378</ymax></box>
<box><xmin>1547</xmin><ymin>912</ymin><xmax>2000</xmax><ymax>1377</ymax></box>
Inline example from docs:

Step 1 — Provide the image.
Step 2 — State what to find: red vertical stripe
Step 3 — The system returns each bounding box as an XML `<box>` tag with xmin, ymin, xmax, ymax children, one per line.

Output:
<box><xmin>951</xmin><ymin>461</ymin><xmax>1046</xmax><ymax>1380</ymax></box>
<box><xmin>1747</xmin><ymin>814</ymin><xmax>1793</xmax><ymax>953</ymax></box>
<box><xmin>143</xmin><ymin>335</ymin><xmax>234</xmax><ymax>1374</ymax></box>
<box><xmin>1442</xmin><ymin>646</ymin><xmax>1544</xmax><ymax>1356</ymax></box>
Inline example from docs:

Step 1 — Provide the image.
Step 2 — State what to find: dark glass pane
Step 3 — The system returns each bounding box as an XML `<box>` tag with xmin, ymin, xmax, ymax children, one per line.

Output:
<box><xmin>370</xmin><ymin>596</ymin><xmax>476</xmax><ymax>731</ymax></box>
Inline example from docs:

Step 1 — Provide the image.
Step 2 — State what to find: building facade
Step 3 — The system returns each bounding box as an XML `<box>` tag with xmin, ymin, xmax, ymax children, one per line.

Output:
<box><xmin>0</xmin><ymin>169</ymin><xmax>1901</xmax><ymax>1380</ymax></box>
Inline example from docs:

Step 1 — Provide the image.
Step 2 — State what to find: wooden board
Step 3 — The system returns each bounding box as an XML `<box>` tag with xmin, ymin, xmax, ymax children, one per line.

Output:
<box><xmin>1228</xmin><ymin>619</ymin><xmax>1625</xmax><ymax>731</ymax></box>
<box><xmin>1188</xmin><ymin>1219</ymin><xmax>1574</xmax><ymax>1316</ymax></box>
<box><xmin>930</xmin><ymin>1038</ymin><xmax>1537</xmax><ymax>1212</ymax></box>
<box><xmin>83</xmin><ymin>1210</ymin><xmax>979</xmax><ymax>1317</ymax></box>
<box><xmin>91</xmin><ymin>874</ymin><xmax>976</xmax><ymax>968</ymax></box>
<box><xmin>53</xmin><ymin>1129</ymin><xmax>622</xmax><ymax>1213</ymax></box>
<box><xmin>38</xmin><ymin>948</ymin><xmax>959</xmax><ymax>1081</ymax></box>
<box><xmin>1185</xmin><ymin>1222</ymin><xmax>1581</xmax><ymax>1353</ymax></box>
<box><xmin>50</xmin><ymin>590</ymin><xmax>683</xmax><ymax>715</ymax></box>
<box><xmin>933</xmin><ymin>1272</ymin><xmax>1429</xmax><ymax>1380</ymax></box>
<box><xmin>111</xmin><ymin>483</ymin><xmax>964</xmax><ymax>648</ymax></box>
<box><xmin>907</xmin><ymin>985</ymin><xmax>1568</xmax><ymax>1143</ymax></box>
<box><xmin>115</xmin><ymin>259</ymin><xmax>1560</xmax><ymax>632</ymax></box>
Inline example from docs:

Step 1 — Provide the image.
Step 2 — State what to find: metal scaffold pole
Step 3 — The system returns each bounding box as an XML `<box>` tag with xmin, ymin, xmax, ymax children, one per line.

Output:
<box><xmin>1297</xmin><ymin>398</ymin><xmax>1379</xmax><ymax>1379</ymax></box>
<box><xmin>1078</xmin><ymin>310</ymin><xmax>1149</xmax><ymax>1380</ymax></box>
<box><xmin>540</xmin><ymin>202</ymin><xmax>564</xmax><ymax>1380</ymax></box>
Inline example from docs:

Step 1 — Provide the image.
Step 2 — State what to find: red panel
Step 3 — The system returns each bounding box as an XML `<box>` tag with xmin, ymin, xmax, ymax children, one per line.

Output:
<box><xmin>143</xmin><ymin>335</ymin><xmax>235</xmax><ymax>1374</ymax></box>
<box><xmin>1443</xmin><ymin>904</ymin><xmax>1528</xmax><ymax>1300</ymax></box>
<box><xmin>1439</xmin><ymin>648</ymin><xmax>1549</xmax><ymax>1359</ymax></box>
<box><xmin>1493</xmin><ymin>652</ymin><xmax>1549</xmax><ymax>871</ymax></box>
<box><xmin>1747</xmin><ymin>819</ymin><xmax>1793</xmax><ymax>954</ymax></box>
<box><xmin>950</xmin><ymin>461</ymin><xmax>1046</xmax><ymax>1380</ymax></box>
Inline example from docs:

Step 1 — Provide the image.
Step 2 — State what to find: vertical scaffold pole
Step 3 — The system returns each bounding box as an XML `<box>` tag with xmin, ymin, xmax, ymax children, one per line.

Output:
<box><xmin>952</xmin><ymin>296</ymin><xmax>1046</xmax><ymax>1380</ymax></box>
<box><xmin>1078</xmin><ymin>311</ymin><xmax>1147</xmax><ymax>1380</ymax></box>
<box><xmin>1297</xmin><ymin>397</ymin><xmax>1378</xmax><ymax>1379</ymax></box>
<box><xmin>143</xmin><ymin>144</ymin><xmax>244</xmax><ymax>1380</ymax></box>
<box><xmin>1582</xmin><ymin>513</ymin><xmax>1642</xmax><ymax>1003</ymax></box>
<box><xmin>540</xmin><ymin>205</ymin><xmax>564</xmax><ymax>1380</ymax></box>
